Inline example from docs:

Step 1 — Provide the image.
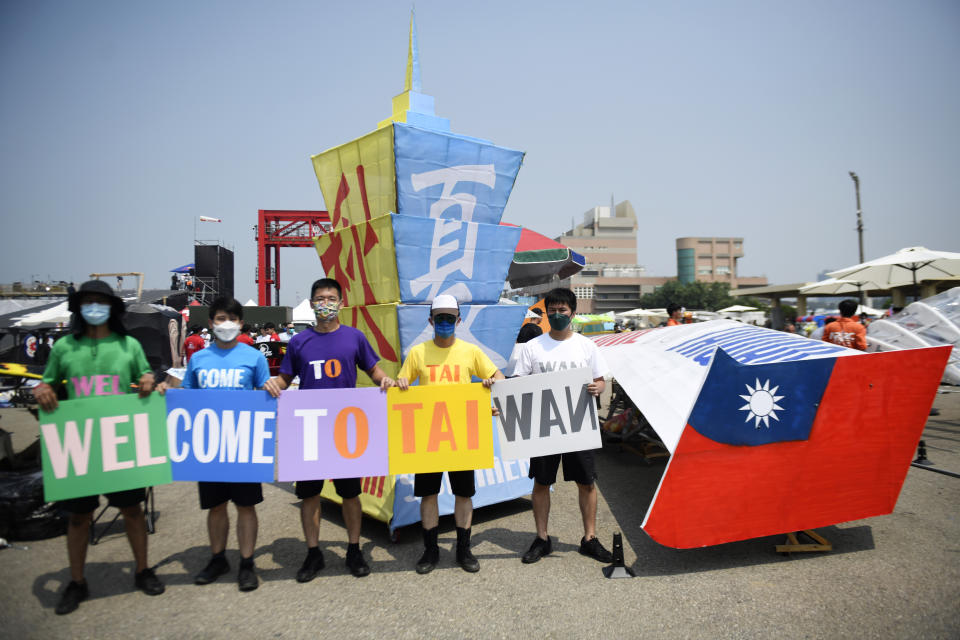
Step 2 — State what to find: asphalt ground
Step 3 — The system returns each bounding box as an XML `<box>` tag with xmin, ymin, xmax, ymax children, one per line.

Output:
<box><xmin>0</xmin><ymin>389</ymin><xmax>958</xmax><ymax>639</ymax></box>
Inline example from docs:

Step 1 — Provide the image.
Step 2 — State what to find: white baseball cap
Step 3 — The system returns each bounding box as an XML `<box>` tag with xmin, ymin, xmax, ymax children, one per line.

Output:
<box><xmin>430</xmin><ymin>294</ymin><xmax>460</xmax><ymax>313</ymax></box>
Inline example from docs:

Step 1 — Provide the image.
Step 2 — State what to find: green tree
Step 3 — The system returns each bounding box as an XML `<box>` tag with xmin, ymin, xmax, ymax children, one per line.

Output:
<box><xmin>639</xmin><ymin>281</ymin><xmax>737</xmax><ymax>311</ymax></box>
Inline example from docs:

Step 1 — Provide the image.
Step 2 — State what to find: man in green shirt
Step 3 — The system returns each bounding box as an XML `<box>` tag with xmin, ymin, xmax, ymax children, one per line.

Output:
<box><xmin>33</xmin><ymin>280</ymin><xmax>164</xmax><ymax>615</ymax></box>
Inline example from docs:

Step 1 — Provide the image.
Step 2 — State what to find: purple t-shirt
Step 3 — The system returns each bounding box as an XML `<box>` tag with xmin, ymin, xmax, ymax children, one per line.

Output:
<box><xmin>279</xmin><ymin>324</ymin><xmax>380</xmax><ymax>389</ymax></box>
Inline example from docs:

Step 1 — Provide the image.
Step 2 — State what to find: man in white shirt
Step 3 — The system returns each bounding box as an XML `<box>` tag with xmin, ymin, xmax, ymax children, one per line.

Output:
<box><xmin>512</xmin><ymin>287</ymin><xmax>613</xmax><ymax>565</ymax></box>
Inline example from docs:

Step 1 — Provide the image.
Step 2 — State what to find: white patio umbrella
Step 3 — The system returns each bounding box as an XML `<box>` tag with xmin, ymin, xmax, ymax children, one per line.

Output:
<box><xmin>799</xmin><ymin>278</ymin><xmax>880</xmax><ymax>295</ymax></box>
<box><xmin>828</xmin><ymin>247</ymin><xmax>960</xmax><ymax>296</ymax></box>
<box><xmin>619</xmin><ymin>308</ymin><xmax>666</xmax><ymax>318</ymax></box>
<box><xmin>13</xmin><ymin>301</ymin><xmax>71</xmax><ymax>327</ymax></box>
<box><xmin>717</xmin><ymin>304</ymin><xmax>757</xmax><ymax>313</ymax></box>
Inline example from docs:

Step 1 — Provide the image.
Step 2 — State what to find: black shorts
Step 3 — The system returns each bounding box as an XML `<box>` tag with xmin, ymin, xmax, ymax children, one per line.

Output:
<box><xmin>58</xmin><ymin>488</ymin><xmax>146</xmax><ymax>515</ymax></box>
<box><xmin>414</xmin><ymin>471</ymin><xmax>476</xmax><ymax>498</ymax></box>
<box><xmin>529</xmin><ymin>450</ymin><xmax>597</xmax><ymax>486</ymax></box>
<box><xmin>294</xmin><ymin>478</ymin><xmax>362</xmax><ymax>500</ymax></box>
<box><xmin>198</xmin><ymin>482</ymin><xmax>263</xmax><ymax>510</ymax></box>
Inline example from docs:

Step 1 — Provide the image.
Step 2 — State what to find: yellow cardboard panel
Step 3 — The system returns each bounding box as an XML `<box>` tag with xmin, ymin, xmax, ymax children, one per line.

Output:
<box><xmin>387</xmin><ymin>384</ymin><xmax>494</xmax><ymax>475</ymax></box>
<box><xmin>319</xmin><ymin>475</ymin><xmax>395</xmax><ymax>524</ymax></box>
<box><xmin>314</xmin><ymin>214</ymin><xmax>400</xmax><ymax>308</ymax></box>
<box><xmin>311</xmin><ymin>126</ymin><xmax>396</xmax><ymax>230</ymax></box>
<box><xmin>338</xmin><ymin>303</ymin><xmax>402</xmax><ymax>388</ymax></box>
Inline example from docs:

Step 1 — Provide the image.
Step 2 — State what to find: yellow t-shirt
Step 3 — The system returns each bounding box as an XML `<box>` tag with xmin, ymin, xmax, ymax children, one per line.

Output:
<box><xmin>398</xmin><ymin>339</ymin><xmax>498</xmax><ymax>386</ymax></box>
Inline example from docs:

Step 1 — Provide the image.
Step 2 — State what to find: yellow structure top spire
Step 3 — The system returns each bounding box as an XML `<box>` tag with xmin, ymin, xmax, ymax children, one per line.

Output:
<box><xmin>378</xmin><ymin>9</ymin><xmax>450</xmax><ymax>131</ymax></box>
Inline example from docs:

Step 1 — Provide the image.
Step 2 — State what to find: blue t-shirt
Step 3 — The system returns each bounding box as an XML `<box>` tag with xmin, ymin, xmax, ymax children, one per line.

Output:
<box><xmin>279</xmin><ymin>325</ymin><xmax>380</xmax><ymax>390</ymax></box>
<box><xmin>182</xmin><ymin>343</ymin><xmax>270</xmax><ymax>390</ymax></box>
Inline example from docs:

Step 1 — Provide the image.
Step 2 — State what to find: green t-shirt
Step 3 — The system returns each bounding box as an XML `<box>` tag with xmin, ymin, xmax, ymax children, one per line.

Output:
<box><xmin>41</xmin><ymin>333</ymin><xmax>152</xmax><ymax>400</ymax></box>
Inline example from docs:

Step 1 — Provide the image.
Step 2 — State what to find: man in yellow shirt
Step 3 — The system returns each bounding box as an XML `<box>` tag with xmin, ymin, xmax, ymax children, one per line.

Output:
<box><xmin>396</xmin><ymin>295</ymin><xmax>504</xmax><ymax>574</ymax></box>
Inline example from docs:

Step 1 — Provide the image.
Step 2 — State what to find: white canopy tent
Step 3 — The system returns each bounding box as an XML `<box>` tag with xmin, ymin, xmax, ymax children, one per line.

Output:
<box><xmin>291</xmin><ymin>298</ymin><xmax>316</xmax><ymax>325</ymax></box>
<box><xmin>717</xmin><ymin>304</ymin><xmax>757</xmax><ymax>313</ymax></box>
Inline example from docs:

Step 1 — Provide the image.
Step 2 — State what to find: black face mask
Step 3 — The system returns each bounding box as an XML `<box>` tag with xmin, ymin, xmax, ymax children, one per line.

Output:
<box><xmin>548</xmin><ymin>313</ymin><xmax>571</xmax><ymax>331</ymax></box>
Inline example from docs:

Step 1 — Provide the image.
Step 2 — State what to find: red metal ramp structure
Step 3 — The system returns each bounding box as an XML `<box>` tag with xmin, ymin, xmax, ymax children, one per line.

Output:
<box><xmin>256</xmin><ymin>210</ymin><xmax>331</xmax><ymax>306</ymax></box>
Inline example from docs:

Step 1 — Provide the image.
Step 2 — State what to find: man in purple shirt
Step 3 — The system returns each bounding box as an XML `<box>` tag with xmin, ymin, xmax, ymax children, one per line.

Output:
<box><xmin>264</xmin><ymin>278</ymin><xmax>393</xmax><ymax>580</ymax></box>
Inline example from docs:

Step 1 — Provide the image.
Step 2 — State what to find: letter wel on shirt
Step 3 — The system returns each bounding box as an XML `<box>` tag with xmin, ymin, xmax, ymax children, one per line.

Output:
<box><xmin>164</xmin><ymin>389</ymin><xmax>277</xmax><ymax>482</ymax></box>
<box><xmin>39</xmin><ymin>394</ymin><xmax>172</xmax><ymax>502</ymax></box>
<box><xmin>277</xmin><ymin>388</ymin><xmax>388</xmax><ymax>481</ymax></box>
<box><xmin>491</xmin><ymin>367</ymin><xmax>601</xmax><ymax>460</ymax></box>
<box><xmin>386</xmin><ymin>383</ymin><xmax>495</xmax><ymax>475</ymax></box>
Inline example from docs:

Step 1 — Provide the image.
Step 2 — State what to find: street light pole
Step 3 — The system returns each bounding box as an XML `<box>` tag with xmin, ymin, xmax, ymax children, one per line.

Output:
<box><xmin>849</xmin><ymin>171</ymin><xmax>867</xmax><ymax>307</ymax></box>
<box><xmin>849</xmin><ymin>171</ymin><xmax>864</xmax><ymax>264</ymax></box>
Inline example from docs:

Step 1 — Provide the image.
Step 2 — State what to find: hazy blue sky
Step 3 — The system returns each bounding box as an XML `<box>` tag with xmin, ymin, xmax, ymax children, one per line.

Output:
<box><xmin>2</xmin><ymin>1</ymin><xmax>958</xmax><ymax>303</ymax></box>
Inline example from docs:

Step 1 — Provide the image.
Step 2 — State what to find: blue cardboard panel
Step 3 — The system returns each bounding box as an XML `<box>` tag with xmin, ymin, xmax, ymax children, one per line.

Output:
<box><xmin>397</xmin><ymin>303</ymin><xmax>528</xmax><ymax>372</ymax></box>
<box><xmin>390</xmin><ymin>426</ymin><xmax>533</xmax><ymax>531</ymax></box>
<box><xmin>166</xmin><ymin>390</ymin><xmax>278</xmax><ymax>483</ymax></box>
<box><xmin>393</xmin><ymin>214</ymin><xmax>520</xmax><ymax>305</ymax></box>
<box><xmin>393</xmin><ymin>123</ymin><xmax>524</xmax><ymax>226</ymax></box>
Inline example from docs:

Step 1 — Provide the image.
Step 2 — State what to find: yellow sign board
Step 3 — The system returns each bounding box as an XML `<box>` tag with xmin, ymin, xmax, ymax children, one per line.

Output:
<box><xmin>338</xmin><ymin>303</ymin><xmax>402</xmax><ymax>388</ymax></box>
<box><xmin>387</xmin><ymin>384</ymin><xmax>494</xmax><ymax>475</ymax></box>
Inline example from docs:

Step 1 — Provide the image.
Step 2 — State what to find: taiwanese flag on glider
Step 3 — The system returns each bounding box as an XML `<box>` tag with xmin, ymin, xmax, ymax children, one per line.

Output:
<box><xmin>642</xmin><ymin>345</ymin><xmax>951</xmax><ymax>548</ymax></box>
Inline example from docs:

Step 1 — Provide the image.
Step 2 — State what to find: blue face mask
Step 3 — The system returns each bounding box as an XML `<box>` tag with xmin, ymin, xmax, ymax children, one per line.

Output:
<box><xmin>81</xmin><ymin>303</ymin><xmax>111</xmax><ymax>326</ymax></box>
<box><xmin>433</xmin><ymin>319</ymin><xmax>456</xmax><ymax>339</ymax></box>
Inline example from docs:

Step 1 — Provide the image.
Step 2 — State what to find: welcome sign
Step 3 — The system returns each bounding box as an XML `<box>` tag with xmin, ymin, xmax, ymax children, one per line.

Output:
<box><xmin>386</xmin><ymin>383</ymin><xmax>495</xmax><ymax>474</ymax></box>
<box><xmin>164</xmin><ymin>389</ymin><xmax>277</xmax><ymax>482</ymax></box>
<box><xmin>491</xmin><ymin>368</ymin><xmax>601</xmax><ymax>460</ymax></box>
<box><xmin>277</xmin><ymin>387</ymin><xmax>389</xmax><ymax>481</ymax></box>
<box><xmin>39</xmin><ymin>394</ymin><xmax>172</xmax><ymax>502</ymax></box>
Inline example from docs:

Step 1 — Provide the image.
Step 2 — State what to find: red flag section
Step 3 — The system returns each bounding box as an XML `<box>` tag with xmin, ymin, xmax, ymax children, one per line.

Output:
<box><xmin>642</xmin><ymin>346</ymin><xmax>951</xmax><ymax>548</ymax></box>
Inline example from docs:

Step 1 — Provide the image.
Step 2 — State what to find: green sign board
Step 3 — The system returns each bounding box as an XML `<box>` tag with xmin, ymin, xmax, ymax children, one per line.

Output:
<box><xmin>39</xmin><ymin>394</ymin><xmax>173</xmax><ymax>502</ymax></box>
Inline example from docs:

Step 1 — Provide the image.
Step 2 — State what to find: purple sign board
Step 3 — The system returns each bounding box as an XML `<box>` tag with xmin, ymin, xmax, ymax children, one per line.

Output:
<box><xmin>277</xmin><ymin>388</ymin><xmax>389</xmax><ymax>481</ymax></box>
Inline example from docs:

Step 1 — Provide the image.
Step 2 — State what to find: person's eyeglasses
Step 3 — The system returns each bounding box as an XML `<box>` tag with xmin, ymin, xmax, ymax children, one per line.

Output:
<box><xmin>433</xmin><ymin>313</ymin><xmax>457</xmax><ymax>324</ymax></box>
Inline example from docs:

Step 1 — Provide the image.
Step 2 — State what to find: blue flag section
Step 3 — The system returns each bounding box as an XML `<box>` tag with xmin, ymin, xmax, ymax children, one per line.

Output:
<box><xmin>397</xmin><ymin>303</ymin><xmax>528</xmax><ymax>372</ymax></box>
<box><xmin>390</xmin><ymin>425</ymin><xmax>534</xmax><ymax>531</ymax></box>
<box><xmin>393</xmin><ymin>124</ymin><xmax>524</xmax><ymax>226</ymax></box>
<box><xmin>687</xmin><ymin>349</ymin><xmax>835</xmax><ymax>446</ymax></box>
<box><xmin>666</xmin><ymin>323</ymin><xmax>848</xmax><ymax>367</ymax></box>
<box><xmin>165</xmin><ymin>389</ymin><xmax>278</xmax><ymax>482</ymax></box>
<box><xmin>393</xmin><ymin>214</ymin><xmax>520</xmax><ymax>304</ymax></box>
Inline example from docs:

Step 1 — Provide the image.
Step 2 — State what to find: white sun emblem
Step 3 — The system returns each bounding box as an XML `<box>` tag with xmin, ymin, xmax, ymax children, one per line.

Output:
<box><xmin>738</xmin><ymin>378</ymin><xmax>785</xmax><ymax>429</ymax></box>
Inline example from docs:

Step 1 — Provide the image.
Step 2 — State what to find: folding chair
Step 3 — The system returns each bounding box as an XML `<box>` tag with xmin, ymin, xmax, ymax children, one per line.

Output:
<box><xmin>89</xmin><ymin>487</ymin><xmax>157</xmax><ymax>545</ymax></box>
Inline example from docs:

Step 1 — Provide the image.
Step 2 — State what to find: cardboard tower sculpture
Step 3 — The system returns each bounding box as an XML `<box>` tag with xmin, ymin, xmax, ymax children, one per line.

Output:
<box><xmin>309</xmin><ymin>13</ymin><xmax>533</xmax><ymax>532</ymax></box>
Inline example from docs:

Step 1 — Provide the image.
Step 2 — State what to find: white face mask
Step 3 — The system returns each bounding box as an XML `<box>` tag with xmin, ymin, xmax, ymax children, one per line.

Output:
<box><xmin>212</xmin><ymin>320</ymin><xmax>241</xmax><ymax>342</ymax></box>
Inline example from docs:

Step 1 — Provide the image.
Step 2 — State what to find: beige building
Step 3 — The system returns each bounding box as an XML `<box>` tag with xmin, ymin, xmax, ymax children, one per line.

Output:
<box><xmin>676</xmin><ymin>237</ymin><xmax>767</xmax><ymax>289</ymax></box>
<box><xmin>518</xmin><ymin>200</ymin><xmax>670</xmax><ymax>313</ymax></box>
<box><xmin>514</xmin><ymin>207</ymin><xmax>767</xmax><ymax>314</ymax></box>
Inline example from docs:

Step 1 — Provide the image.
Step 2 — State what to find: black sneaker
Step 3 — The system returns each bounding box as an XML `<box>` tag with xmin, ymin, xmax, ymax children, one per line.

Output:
<box><xmin>345</xmin><ymin>548</ymin><xmax>371</xmax><ymax>578</ymax></box>
<box><xmin>296</xmin><ymin>550</ymin><xmax>325</xmax><ymax>583</ymax></box>
<box><xmin>521</xmin><ymin>536</ymin><xmax>553</xmax><ymax>564</ymax></box>
<box><xmin>579</xmin><ymin>536</ymin><xmax>613</xmax><ymax>563</ymax></box>
<box><xmin>415</xmin><ymin>546</ymin><xmax>439</xmax><ymax>575</ymax></box>
<box><xmin>456</xmin><ymin>546</ymin><xmax>480</xmax><ymax>573</ymax></box>
<box><xmin>194</xmin><ymin>556</ymin><xmax>230</xmax><ymax>585</ymax></box>
<box><xmin>238</xmin><ymin>564</ymin><xmax>258</xmax><ymax>592</ymax></box>
<box><xmin>55</xmin><ymin>580</ymin><xmax>89</xmax><ymax>615</ymax></box>
<box><xmin>134</xmin><ymin>568</ymin><xmax>165</xmax><ymax>596</ymax></box>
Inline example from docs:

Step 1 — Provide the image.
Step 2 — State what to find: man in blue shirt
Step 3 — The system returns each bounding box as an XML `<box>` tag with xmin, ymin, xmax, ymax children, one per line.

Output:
<box><xmin>160</xmin><ymin>297</ymin><xmax>270</xmax><ymax>592</ymax></box>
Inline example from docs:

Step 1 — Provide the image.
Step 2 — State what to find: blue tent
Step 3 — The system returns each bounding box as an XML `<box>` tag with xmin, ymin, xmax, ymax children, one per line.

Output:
<box><xmin>170</xmin><ymin>263</ymin><xmax>194</xmax><ymax>273</ymax></box>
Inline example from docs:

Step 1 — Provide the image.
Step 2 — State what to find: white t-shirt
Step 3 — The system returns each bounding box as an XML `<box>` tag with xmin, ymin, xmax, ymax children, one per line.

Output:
<box><xmin>513</xmin><ymin>332</ymin><xmax>608</xmax><ymax>380</ymax></box>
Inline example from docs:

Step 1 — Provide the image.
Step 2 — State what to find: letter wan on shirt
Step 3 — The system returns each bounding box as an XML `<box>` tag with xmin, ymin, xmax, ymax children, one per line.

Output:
<box><xmin>513</xmin><ymin>333</ymin><xmax>608</xmax><ymax>380</ymax></box>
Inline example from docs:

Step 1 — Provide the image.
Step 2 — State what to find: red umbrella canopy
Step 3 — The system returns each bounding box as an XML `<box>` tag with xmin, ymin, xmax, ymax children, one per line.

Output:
<box><xmin>500</xmin><ymin>223</ymin><xmax>586</xmax><ymax>288</ymax></box>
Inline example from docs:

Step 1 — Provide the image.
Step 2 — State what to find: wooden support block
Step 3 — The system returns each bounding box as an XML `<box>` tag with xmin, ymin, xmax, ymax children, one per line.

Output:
<box><xmin>775</xmin><ymin>529</ymin><xmax>832</xmax><ymax>554</ymax></box>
